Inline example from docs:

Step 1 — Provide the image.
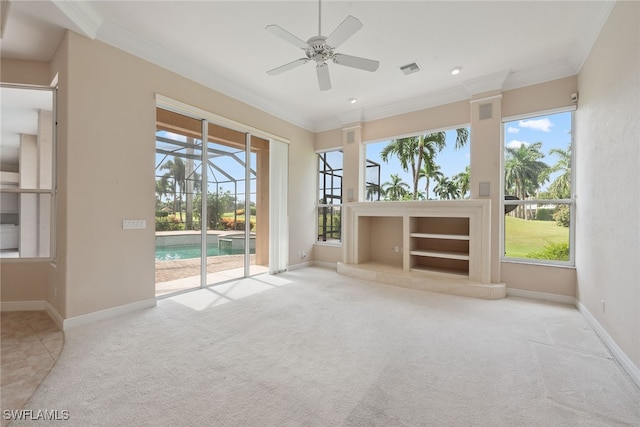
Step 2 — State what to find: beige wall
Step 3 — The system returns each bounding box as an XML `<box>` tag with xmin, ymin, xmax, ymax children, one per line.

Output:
<box><xmin>575</xmin><ymin>1</ymin><xmax>639</xmax><ymax>371</ymax></box>
<box><xmin>0</xmin><ymin>59</ymin><xmax>50</xmax><ymax>86</ymax></box>
<box><xmin>314</xmin><ymin>77</ymin><xmax>578</xmax><ymax>291</ymax></box>
<box><xmin>1</xmin><ymin>31</ymin><xmax>316</xmax><ymax>319</ymax></box>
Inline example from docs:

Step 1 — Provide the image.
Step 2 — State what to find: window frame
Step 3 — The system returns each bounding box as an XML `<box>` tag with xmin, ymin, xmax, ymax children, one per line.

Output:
<box><xmin>362</xmin><ymin>125</ymin><xmax>471</xmax><ymax>202</ymax></box>
<box><xmin>501</xmin><ymin>107</ymin><xmax>576</xmax><ymax>267</ymax></box>
<box><xmin>0</xmin><ymin>83</ymin><xmax>57</xmax><ymax>262</ymax></box>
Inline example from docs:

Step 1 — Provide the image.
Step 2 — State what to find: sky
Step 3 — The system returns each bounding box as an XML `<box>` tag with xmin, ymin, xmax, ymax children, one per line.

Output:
<box><xmin>365</xmin><ymin>110</ymin><xmax>572</xmax><ymax>199</ymax></box>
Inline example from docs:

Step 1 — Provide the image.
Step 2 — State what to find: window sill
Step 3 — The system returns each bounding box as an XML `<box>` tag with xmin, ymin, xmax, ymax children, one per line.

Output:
<box><xmin>501</xmin><ymin>259</ymin><xmax>575</xmax><ymax>269</ymax></box>
<box><xmin>315</xmin><ymin>241</ymin><xmax>342</xmax><ymax>248</ymax></box>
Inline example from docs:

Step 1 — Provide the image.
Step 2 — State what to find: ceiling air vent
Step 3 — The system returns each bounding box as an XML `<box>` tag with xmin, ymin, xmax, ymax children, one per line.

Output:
<box><xmin>400</xmin><ymin>62</ymin><xmax>421</xmax><ymax>76</ymax></box>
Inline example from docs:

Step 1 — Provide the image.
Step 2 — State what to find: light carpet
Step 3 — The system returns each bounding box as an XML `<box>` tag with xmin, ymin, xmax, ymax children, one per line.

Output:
<box><xmin>13</xmin><ymin>267</ymin><xmax>640</xmax><ymax>426</ymax></box>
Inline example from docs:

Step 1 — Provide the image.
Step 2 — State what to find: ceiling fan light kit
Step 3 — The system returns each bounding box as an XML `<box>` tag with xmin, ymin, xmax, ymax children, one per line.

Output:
<box><xmin>266</xmin><ymin>0</ymin><xmax>380</xmax><ymax>91</ymax></box>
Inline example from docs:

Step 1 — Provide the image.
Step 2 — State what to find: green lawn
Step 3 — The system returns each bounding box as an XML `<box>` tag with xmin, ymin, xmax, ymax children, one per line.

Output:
<box><xmin>504</xmin><ymin>216</ymin><xmax>569</xmax><ymax>258</ymax></box>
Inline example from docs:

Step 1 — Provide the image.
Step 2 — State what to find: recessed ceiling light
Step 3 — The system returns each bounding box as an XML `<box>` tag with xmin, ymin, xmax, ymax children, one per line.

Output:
<box><xmin>349</xmin><ymin>98</ymin><xmax>358</xmax><ymax>104</ymax></box>
<box><xmin>451</xmin><ymin>67</ymin><xmax>462</xmax><ymax>76</ymax></box>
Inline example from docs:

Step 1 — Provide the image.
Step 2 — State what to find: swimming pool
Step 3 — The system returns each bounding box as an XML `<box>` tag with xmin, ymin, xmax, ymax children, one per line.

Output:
<box><xmin>155</xmin><ymin>244</ymin><xmax>253</xmax><ymax>261</ymax></box>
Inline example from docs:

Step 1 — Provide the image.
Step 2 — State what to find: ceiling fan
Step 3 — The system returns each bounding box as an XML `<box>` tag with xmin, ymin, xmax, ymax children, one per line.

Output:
<box><xmin>265</xmin><ymin>0</ymin><xmax>380</xmax><ymax>91</ymax></box>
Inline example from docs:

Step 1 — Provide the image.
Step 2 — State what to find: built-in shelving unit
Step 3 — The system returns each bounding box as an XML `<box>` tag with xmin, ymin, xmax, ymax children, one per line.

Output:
<box><xmin>338</xmin><ymin>201</ymin><xmax>505</xmax><ymax>299</ymax></box>
<box><xmin>409</xmin><ymin>216</ymin><xmax>470</xmax><ymax>277</ymax></box>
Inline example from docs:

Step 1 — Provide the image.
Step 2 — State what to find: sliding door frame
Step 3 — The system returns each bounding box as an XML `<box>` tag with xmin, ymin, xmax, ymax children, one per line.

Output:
<box><xmin>156</xmin><ymin>95</ymin><xmax>289</xmax><ymax>286</ymax></box>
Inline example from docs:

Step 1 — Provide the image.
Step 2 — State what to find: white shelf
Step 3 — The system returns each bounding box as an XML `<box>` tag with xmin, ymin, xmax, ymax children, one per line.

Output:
<box><xmin>410</xmin><ymin>232</ymin><xmax>469</xmax><ymax>240</ymax></box>
<box><xmin>410</xmin><ymin>249</ymin><xmax>470</xmax><ymax>261</ymax></box>
<box><xmin>410</xmin><ymin>265</ymin><xmax>469</xmax><ymax>278</ymax></box>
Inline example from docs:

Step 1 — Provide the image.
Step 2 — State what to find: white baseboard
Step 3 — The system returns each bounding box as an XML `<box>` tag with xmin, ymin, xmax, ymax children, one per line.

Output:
<box><xmin>506</xmin><ymin>287</ymin><xmax>577</xmax><ymax>305</ymax></box>
<box><xmin>62</xmin><ymin>298</ymin><xmax>157</xmax><ymax>330</ymax></box>
<box><xmin>288</xmin><ymin>261</ymin><xmax>338</xmax><ymax>271</ymax></box>
<box><xmin>45</xmin><ymin>302</ymin><xmax>65</xmax><ymax>330</ymax></box>
<box><xmin>576</xmin><ymin>301</ymin><xmax>640</xmax><ymax>390</ymax></box>
<box><xmin>287</xmin><ymin>261</ymin><xmax>314</xmax><ymax>271</ymax></box>
<box><xmin>312</xmin><ymin>261</ymin><xmax>338</xmax><ymax>270</ymax></box>
<box><xmin>1</xmin><ymin>300</ymin><xmax>65</xmax><ymax>330</ymax></box>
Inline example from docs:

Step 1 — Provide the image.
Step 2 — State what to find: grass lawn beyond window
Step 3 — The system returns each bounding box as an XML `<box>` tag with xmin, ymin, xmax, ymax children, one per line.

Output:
<box><xmin>504</xmin><ymin>216</ymin><xmax>569</xmax><ymax>259</ymax></box>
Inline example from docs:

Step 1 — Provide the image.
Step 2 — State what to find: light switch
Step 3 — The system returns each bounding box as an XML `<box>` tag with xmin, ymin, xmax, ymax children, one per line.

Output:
<box><xmin>123</xmin><ymin>219</ymin><xmax>146</xmax><ymax>230</ymax></box>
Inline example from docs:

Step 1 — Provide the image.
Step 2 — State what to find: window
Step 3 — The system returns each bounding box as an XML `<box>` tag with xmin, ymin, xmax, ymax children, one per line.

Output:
<box><xmin>317</xmin><ymin>150</ymin><xmax>342</xmax><ymax>243</ymax></box>
<box><xmin>364</xmin><ymin>128</ymin><xmax>470</xmax><ymax>201</ymax></box>
<box><xmin>502</xmin><ymin>109</ymin><xmax>574</xmax><ymax>264</ymax></box>
<box><xmin>0</xmin><ymin>84</ymin><xmax>56</xmax><ymax>259</ymax></box>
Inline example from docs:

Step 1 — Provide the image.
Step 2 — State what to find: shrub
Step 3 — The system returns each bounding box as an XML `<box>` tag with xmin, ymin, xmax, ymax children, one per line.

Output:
<box><xmin>553</xmin><ymin>205</ymin><xmax>570</xmax><ymax>227</ymax></box>
<box><xmin>220</xmin><ymin>217</ymin><xmax>255</xmax><ymax>231</ymax></box>
<box><xmin>155</xmin><ymin>214</ymin><xmax>184</xmax><ymax>231</ymax></box>
<box><xmin>526</xmin><ymin>241</ymin><xmax>569</xmax><ymax>261</ymax></box>
<box><xmin>535</xmin><ymin>208</ymin><xmax>554</xmax><ymax>221</ymax></box>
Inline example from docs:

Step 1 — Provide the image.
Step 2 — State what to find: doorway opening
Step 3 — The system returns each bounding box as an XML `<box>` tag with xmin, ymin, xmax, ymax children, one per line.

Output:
<box><xmin>154</xmin><ymin>108</ymin><xmax>270</xmax><ymax>296</ymax></box>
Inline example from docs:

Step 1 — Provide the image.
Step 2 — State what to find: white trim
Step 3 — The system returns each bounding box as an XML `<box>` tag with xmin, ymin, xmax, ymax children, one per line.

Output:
<box><xmin>502</xmin><ymin>105</ymin><xmax>576</xmax><ymax>123</ymax></box>
<box><xmin>45</xmin><ymin>302</ymin><xmax>64</xmax><ymax>330</ymax></box>
<box><xmin>312</xmin><ymin>261</ymin><xmax>338</xmax><ymax>270</ymax></box>
<box><xmin>506</xmin><ymin>288</ymin><xmax>576</xmax><ymax>306</ymax></box>
<box><xmin>0</xmin><ymin>300</ymin><xmax>64</xmax><ymax>330</ymax></box>
<box><xmin>576</xmin><ymin>301</ymin><xmax>640</xmax><ymax>390</ymax></box>
<box><xmin>362</xmin><ymin>123</ymin><xmax>471</xmax><ymax>146</ymax></box>
<box><xmin>469</xmin><ymin>94</ymin><xmax>503</xmax><ymax>104</ymax></box>
<box><xmin>155</xmin><ymin>94</ymin><xmax>290</xmax><ymax>145</ymax></box>
<box><xmin>62</xmin><ymin>298</ymin><xmax>157</xmax><ymax>330</ymax></box>
<box><xmin>288</xmin><ymin>261</ymin><xmax>314</xmax><ymax>271</ymax></box>
<box><xmin>51</xmin><ymin>0</ymin><xmax>103</xmax><ymax>39</ymax></box>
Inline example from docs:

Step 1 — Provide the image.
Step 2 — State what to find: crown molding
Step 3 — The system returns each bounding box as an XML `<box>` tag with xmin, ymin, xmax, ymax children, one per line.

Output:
<box><xmin>462</xmin><ymin>70</ymin><xmax>511</xmax><ymax>96</ymax></box>
<box><xmin>51</xmin><ymin>0</ymin><xmax>103</xmax><ymax>39</ymax></box>
<box><xmin>567</xmin><ymin>0</ymin><xmax>616</xmax><ymax>72</ymax></box>
<box><xmin>503</xmin><ymin>60</ymin><xmax>576</xmax><ymax>91</ymax></box>
<box><xmin>96</xmin><ymin>21</ymin><xmax>316</xmax><ymax>132</ymax></box>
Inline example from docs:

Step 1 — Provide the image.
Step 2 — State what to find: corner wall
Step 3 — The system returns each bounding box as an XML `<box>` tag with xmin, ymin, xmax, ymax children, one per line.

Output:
<box><xmin>575</xmin><ymin>1</ymin><xmax>640</xmax><ymax>375</ymax></box>
<box><xmin>1</xmin><ymin>30</ymin><xmax>317</xmax><ymax>321</ymax></box>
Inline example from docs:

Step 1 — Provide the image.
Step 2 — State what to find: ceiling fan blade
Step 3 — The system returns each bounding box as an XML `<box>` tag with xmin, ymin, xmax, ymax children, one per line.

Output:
<box><xmin>267</xmin><ymin>58</ymin><xmax>309</xmax><ymax>76</ymax></box>
<box><xmin>325</xmin><ymin>15</ymin><xmax>362</xmax><ymax>48</ymax></box>
<box><xmin>316</xmin><ymin>63</ymin><xmax>331</xmax><ymax>91</ymax></box>
<box><xmin>265</xmin><ymin>24</ymin><xmax>308</xmax><ymax>49</ymax></box>
<box><xmin>333</xmin><ymin>53</ymin><xmax>379</xmax><ymax>72</ymax></box>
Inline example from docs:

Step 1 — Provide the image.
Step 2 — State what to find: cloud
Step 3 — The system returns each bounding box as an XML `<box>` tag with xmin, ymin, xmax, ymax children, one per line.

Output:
<box><xmin>507</xmin><ymin>127</ymin><xmax>520</xmax><ymax>134</ymax></box>
<box><xmin>507</xmin><ymin>140</ymin><xmax>528</xmax><ymax>149</ymax></box>
<box><xmin>519</xmin><ymin>118</ymin><xmax>553</xmax><ymax>132</ymax></box>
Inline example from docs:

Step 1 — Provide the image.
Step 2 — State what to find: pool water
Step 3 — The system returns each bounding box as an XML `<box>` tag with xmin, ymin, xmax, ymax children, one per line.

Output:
<box><xmin>155</xmin><ymin>244</ymin><xmax>251</xmax><ymax>261</ymax></box>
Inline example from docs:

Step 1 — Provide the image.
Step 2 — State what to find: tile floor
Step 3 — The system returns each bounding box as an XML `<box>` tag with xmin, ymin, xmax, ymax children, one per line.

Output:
<box><xmin>1</xmin><ymin>311</ymin><xmax>64</xmax><ymax>426</ymax></box>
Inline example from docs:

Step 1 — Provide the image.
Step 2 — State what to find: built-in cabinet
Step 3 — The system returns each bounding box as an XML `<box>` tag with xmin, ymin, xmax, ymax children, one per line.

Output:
<box><xmin>339</xmin><ymin>201</ymin><xmax>505</xmax><ymax>299</ymax></box>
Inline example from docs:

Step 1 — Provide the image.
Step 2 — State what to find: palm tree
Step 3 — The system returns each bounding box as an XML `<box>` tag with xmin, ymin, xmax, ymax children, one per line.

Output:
<box><xmin>161</xmin><ymin>157</ymin><xmax>186</xmax><ymax>220</ymax></box>
<box><xmin>504</xmin><ymin>142</ymin><xmax>549</xmax><ymax>219</ymax></box>
<box><xmin>381</xmin><ymin>129</ymin><xmax>468</xmax><ymax>200</ymax></box>
<box><xmin>155</xmin><ymin>176</ymin><xmax>170</xmax><ymax>210</ymax></box>
<box><xmin>433</xmin><ymin>175</ymin><xmax>461</xmax><ymax>200</ymax></box>
<box><xmin>547</xmin><ymin>145</ymin><xmax>571</xmax><ymax>199</ymax></box>
<box><xmin>453</xmin><ymin>166</ymin><xmax>471</xmax><ymax>199</ymax></box>
<box><xmin>419</xmin><ymin>158</ymin><xmax>443</xmax><ymax>199</ymax></box>
<box><xmin>365</xmin><ymin>182</ymin><xmax>381</xmax><ymax>201</ymax></box>
<box><xmin>381</xmin><ymin>174</ymin><xmax>410</xmax><ymax>201</ymax></box>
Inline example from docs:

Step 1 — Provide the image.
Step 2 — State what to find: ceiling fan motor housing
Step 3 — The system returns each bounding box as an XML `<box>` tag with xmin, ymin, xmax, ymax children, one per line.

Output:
<box><xmin>306</xmin><ymin>36</ymin><xmax>333</xmax><ymax>63</ymax></box>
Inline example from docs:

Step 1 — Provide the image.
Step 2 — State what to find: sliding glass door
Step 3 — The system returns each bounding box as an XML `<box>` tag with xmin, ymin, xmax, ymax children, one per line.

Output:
<box><xmin>155</xmin><ymin>107</ymin><xmax>270</xmax><ymax>296</ymax></box>
<box><xmin>155</xmin><ymin>110</ymin><xmax>204</xmax><ymax>296</ymax></box>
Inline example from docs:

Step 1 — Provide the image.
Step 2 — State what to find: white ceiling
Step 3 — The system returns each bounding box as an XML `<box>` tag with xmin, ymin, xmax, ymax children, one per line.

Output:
<box><xmin>1</xmin><ymin>1</ymin><xmax>615</xmax><ymax>132</ymax></box>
